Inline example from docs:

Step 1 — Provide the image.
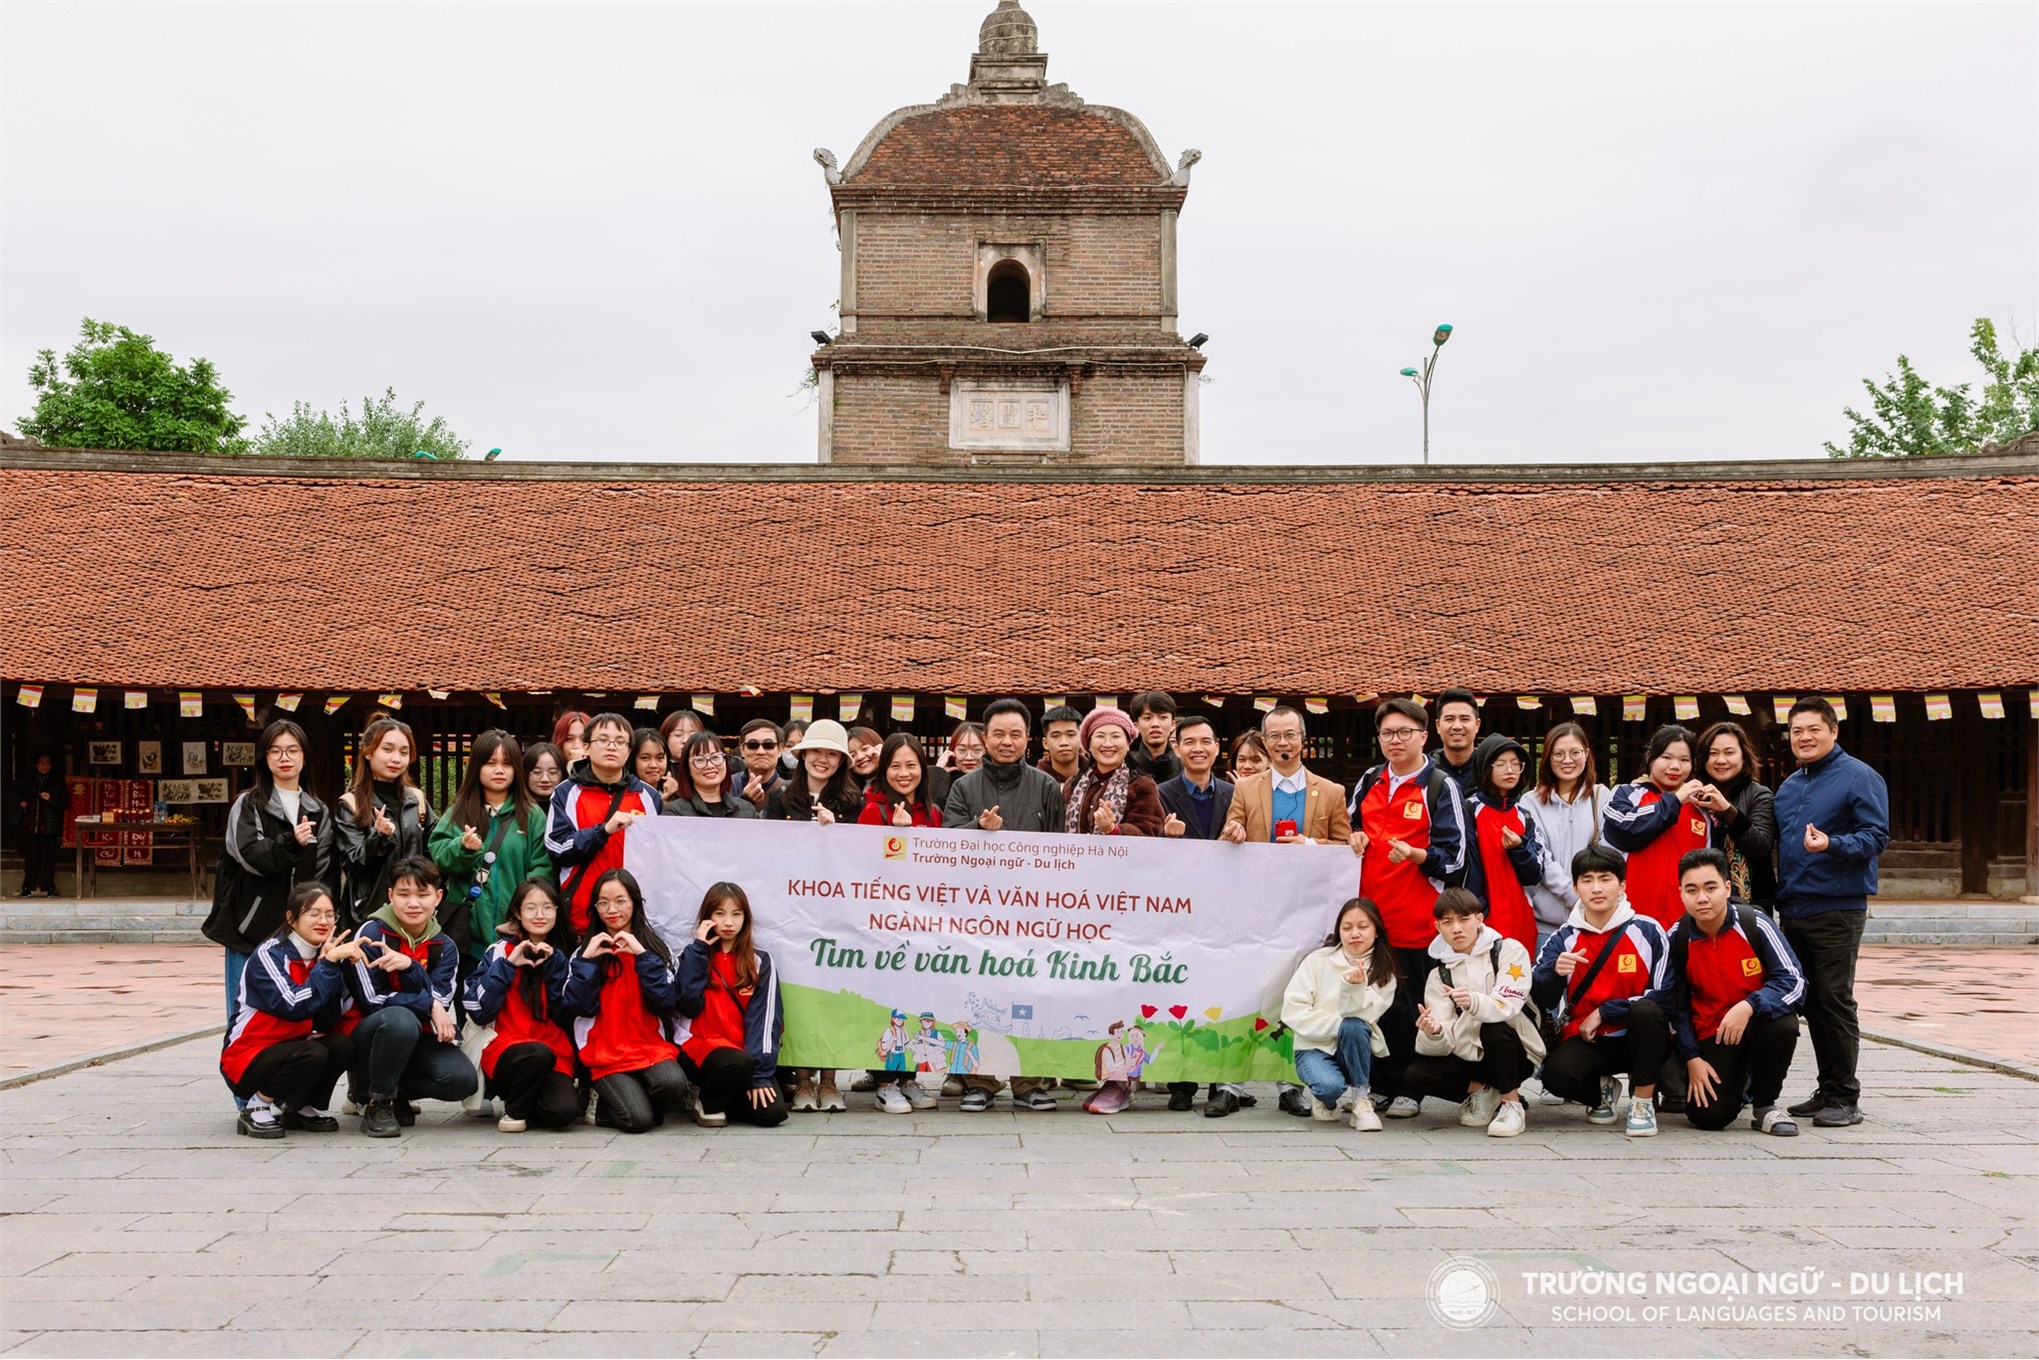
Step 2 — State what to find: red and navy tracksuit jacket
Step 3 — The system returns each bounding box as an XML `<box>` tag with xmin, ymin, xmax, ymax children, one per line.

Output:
<box><xmin>1647</xmin><ymin>905</ymin><xmax>1806</xmax><ymax>1060</ymax></box>
<box><xmin>1348</xmin><ymin>760</ymin><xmax>1470</xmax><ymax>950</ymax></box>
<box><xmin>543</xmin><ymin>762</ymin><xmax>664</xmax><ymax>932</ymax></box>
<box><xmin>1529</xmin><ymin>902</ymin><xmax>1669</xmax><ymax>1042</ymax></box>
<box><xmin>348</xmin><ymin>916</ymin><xmax>460</xmax><ymax>1022</ymax></box>
<box><xmin>462</xmin><ymin>940</ymin><xmax>576</xmax><ymax>1079</ymax></box>
<box><xmin>1466</xmin><ymin>788</ymin><xmax>1544</xmax><ymax>956</ymax></box>
<box><xmin>1600</xmin><ymin>784</ymin><xmax>1715</xmax><ymax>929</ymax></box>
<box><xmin>674</xmin><ymin>938</ymin><xmax>783</xmax><ymax>1087</ymax></box>
<box><xmin>562</xmin><ymin>949</ymin><xmax>684</xmax><ymax>1082</ymax></box>
<box><xmin>220</xmin><ymin>934</ymin><xmax>355</xmax><ymax>1085</ymax></box>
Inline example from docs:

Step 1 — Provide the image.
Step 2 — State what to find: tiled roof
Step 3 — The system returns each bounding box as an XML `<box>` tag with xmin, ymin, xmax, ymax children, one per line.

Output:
<box><xmin>3</xmin><ymin>464</ymin><xmax>2034</xmax><ymax>695</ymax></box>
<box><xmin>851</xmin><ymin>105</ymin><xmax>1165</xmax><ymax>186</ymax></box>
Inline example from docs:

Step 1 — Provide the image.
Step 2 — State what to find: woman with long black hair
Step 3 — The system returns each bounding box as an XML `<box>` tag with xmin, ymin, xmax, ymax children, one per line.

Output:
<box><xmin>335</xmin><ymin>716</ymin><xmax>433</xmax><ymax>929</ymax></box>
<box><xmin>429</xmin><ymin>730</ymin><xmax>552</xmax><ymax>977</ymax></box>
<box><xmin>560</xmin><ymin>868</ymin><xmax>688</xmax><ymax>1134</ymax></box>
<box><xmin>463</xmin><ymin>878</ymin><xmax>580</xmax><ymax>1132</ymax></box>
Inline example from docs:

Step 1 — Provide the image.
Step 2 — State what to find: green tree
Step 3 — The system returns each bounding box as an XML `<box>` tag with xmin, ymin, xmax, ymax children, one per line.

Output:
<box><xmin>1826</xmin><ymin>318</ymin><xmax>2039</xmax><ymax>458</ymax></box>
<box><xmin>252</xmin><ymin>388</ymin><xmax>469</xmax><ymax>460</ymax></box>
<box><xmin>17</xmin><ymin>318</ymin><xmax>247</xmax><ymax>452</ymax></box>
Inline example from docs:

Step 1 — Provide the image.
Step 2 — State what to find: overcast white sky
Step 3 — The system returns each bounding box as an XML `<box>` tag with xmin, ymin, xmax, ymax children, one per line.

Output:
<box><xmin>3</xmin><ymin>1</ymin><xmax>2033</xmax><ymax>465</ymax></box>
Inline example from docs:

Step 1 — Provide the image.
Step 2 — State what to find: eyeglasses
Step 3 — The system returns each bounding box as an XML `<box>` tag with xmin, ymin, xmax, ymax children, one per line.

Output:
<box><xmin>270</xmin><ymin>746</ymin><xmax>304</xmax><ymax>758</ymax></box>
<box><xmin>742</xmin><ymin>740</ymin><xmax>778</xmax><ymax>751</ymax></box>
<box><xmin>1377</xmin><ymin>727</ymin><xmax>1425</xmax><ymax>742</ymax></box>
<box><xmin>588</xmin><ymin>735</ymin><xmax>629</xmax><ymax>748</ymax></box>
<box><xmin>690</xmin><ymin>753</ymin><xmax>726</xmax><ymax>766</ymax></box>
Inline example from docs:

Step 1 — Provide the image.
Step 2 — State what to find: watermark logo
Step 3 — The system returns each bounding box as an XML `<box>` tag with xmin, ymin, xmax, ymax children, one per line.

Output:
<box><xmin>1428</xmin><ymin>1257</ymin><xmax>1500</xmax><ymax>1329</ymax></box>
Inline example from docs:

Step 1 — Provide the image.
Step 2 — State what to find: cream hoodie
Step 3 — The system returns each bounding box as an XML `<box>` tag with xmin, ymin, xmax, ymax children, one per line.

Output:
<box><xmin>1281</xmin><ymin>945</ymin><xmax>1396</xmax><ymax>1058</ymax></box>
<box><xmin>1415</xmin><ymin>924</ymin><xmax>1547</xmax><ymax>1064</ymax></box>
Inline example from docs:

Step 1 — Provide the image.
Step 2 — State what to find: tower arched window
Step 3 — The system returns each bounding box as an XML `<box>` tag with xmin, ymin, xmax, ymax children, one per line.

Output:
<box><xmin>986</xmin><ymin>259</ymin><xmax>1031</xmax><ymax>323</ymax></box>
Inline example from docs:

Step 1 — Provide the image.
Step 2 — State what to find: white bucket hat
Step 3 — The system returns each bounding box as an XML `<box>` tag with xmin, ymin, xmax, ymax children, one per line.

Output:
<box><xmin>791</xmin><ymin>719</ymin><xmax>852</xmax><ymax>756</ymax></box>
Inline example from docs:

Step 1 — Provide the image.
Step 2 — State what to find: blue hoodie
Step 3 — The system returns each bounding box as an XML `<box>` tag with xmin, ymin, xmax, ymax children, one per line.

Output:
<box><xmin>1773</xmin><ymin>744</ymin><xmax>1890</xmax><ymax>918</ymax></box>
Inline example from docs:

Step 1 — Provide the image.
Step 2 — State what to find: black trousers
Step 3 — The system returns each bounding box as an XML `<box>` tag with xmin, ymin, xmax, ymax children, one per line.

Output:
<box><xmin>230</xmin><ymin>1034</ymin><xmax>355</xmax><ymax>1110</ymax></box>
<box><xmin>1403</xmin><ymin>1023</ymin><xmax>1535</xmax><ymax>1102</ymax></box>
<box><xmin>1540</xmin><ymin>999</ymin><xmax>1670</xmax><ymax>1103</ymax></box>
<box><xmin>1783</xmin><ymin>909</ymin><xmax>1865</xmax><ymax>1105</ymax></box>
<box><xmin>1685</xmin><ymin>1015</ymin><xmax>1799</xmax><ymax>1129</ymax></box>
<box><xmin>490</xmin><ymin>1043</ymin><xmax>581</xmax><ymax>1129</ymax></box>
<box><xmin>593</xmin><ymin>1059</ymin><xmax>689</xmax><ymax>1134</ymax></box>
<box><xmin>679</xmin><ymin>1047</ymin><xmax>790</xmax><ymax>1127</ymax></box>
<box><xmin>20</xmin><ymin>832</ymin><xmax>60</xmax><ymax>894</ymax></box>
<box><xmin>1371</xmin><ymin>946</ymin><xmax>1436</xmax><ymax>1099</ymax></box>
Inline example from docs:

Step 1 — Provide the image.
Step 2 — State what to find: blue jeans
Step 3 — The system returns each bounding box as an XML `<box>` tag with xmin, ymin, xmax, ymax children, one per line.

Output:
<box><xmin>1293</xmin><ymin>1017</ymin><xmax>1375</xmax><ymax>1104</ymax></box>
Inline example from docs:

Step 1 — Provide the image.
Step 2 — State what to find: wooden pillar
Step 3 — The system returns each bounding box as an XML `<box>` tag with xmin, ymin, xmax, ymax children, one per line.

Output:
<box><xmin>1956</xmin><ymin>697</ymin><xmax>1995</xmax><ymax>896</ymax></box>
<box><xmin>2025</xmin><ymin>711</ymin><xmax>2039</xmax><ymax>904</ymax></box>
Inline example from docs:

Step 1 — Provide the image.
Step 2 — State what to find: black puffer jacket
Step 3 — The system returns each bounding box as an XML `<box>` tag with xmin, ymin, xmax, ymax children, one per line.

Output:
<box><xmin>201</xmin><ymin>787</ymin><xmax>336</xmax><ymax>953</ymax></box>
<box><xmin>334</xmin><ymin>781</ymin><xmax>433</xmax><ymax>928</ymax></box>
<box><xmin>1716</xmin><ymin>775</ymin><xmax>1778</xmax><ymax>907</ymax></box>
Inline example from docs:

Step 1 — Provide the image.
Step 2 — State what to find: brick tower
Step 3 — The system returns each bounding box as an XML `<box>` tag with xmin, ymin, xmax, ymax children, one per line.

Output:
<box><xmin>810</xmin><ymin>1</ymin><xmax>1205</xmax><ymax>466</ymax></box>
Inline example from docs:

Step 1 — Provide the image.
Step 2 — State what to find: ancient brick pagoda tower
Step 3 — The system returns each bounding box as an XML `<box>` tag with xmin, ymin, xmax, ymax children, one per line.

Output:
<box><xmin>811</xmin><ymin>1</ymin><xmax>1205</xmax><ymax>466</ymax></box>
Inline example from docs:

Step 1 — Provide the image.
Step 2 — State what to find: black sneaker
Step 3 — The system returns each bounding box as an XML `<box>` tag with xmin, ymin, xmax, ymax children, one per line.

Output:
<box><xmin>1787</xmin><ymin>1092</ymin><xmax>1829</xmax><ymax>1118</ymax></box>
<box><xmin>393</xmin><ymin>1101</ymin><xmax>420</xmax><ymax>1128</ymax></box>
<box><xmin>1167</xmin><ymin>1086</ymin><xmax>1195</xmax><ymax>1112</ymax></box>
<box><xmin>236</xmin><ymin>1104</ymin><xmax>285</xmax><ymax>1140</ymax></box>
<box><xmin>361</xmin><ymin>1099</ymin><xmax>401</xmax><ymax>1138</ymax></box>
<box><xmin>1202</xmin><ymin>1087</ymin><xmax>1241</xmax><ymax>1118</ymax></box>
<box><xmin>1812</xmin><ymin>1103</ymin><xmax>1863</xmax><ymax>1128</ymax></box>
<box><xmin>959</xmin><ymin>1088</ymin><xmax>992</xmax><ymax>1113</ymax></box>
<box><xmin>283</xmin><ymin>1107</ymin><xmax>339</xmax><ymax>1133</ymax></box>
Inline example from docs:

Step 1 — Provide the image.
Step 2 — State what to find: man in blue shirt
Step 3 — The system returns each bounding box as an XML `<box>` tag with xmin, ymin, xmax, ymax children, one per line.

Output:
<box><xmin>1774</xmin><ymin>697</ymin><xmax>1890</xmax><ymax>1128</ymax></box>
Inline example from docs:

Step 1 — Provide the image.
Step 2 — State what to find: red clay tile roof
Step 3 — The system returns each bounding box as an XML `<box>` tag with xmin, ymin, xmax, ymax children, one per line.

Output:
<box><xmin>3</xmin><ymin>464</ymin><xmax>2034</xmax><ymax>695</ymax></box>
<box><xmin>851</xmin><ymin>105</ymin><xmax>1166</xmax><ymax>186</ymax></box>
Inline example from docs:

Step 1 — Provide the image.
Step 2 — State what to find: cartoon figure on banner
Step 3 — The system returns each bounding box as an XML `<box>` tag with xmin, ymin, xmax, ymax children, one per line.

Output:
<box><xmin>1122</xmin><ymin>1023</ymin><xmax>1163</xmax><ymax>1080</ymax></box>
<box><xmin>1095</xmin><ymin>1022</ymin><xmax>1132</xmax><ymax>1081</ymax></box>
<box><xmin>876</xmin><ymin>1010</ymin><xmax>912</xmax><ymax>1074</ymax></box>
<box><xmin>909</xmin><ymin>1011</ymin><xmax>948</xmax><ymax>1076</ymax></box>
<box><xmin>946</xmin><ymin>1021</ymin><xmax>979</xmax><ymax>1076</ymax></box>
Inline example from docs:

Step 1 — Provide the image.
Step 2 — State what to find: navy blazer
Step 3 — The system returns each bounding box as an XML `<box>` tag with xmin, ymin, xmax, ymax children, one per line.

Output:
<box><xmin>1155</xmin><ymin>774</ymin><xmax>1235</xmax><ymax>840</ymax></box>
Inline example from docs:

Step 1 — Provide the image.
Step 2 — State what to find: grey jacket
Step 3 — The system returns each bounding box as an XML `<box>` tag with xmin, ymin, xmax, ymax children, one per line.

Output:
<box><xmin>941</xmin><ymin>760</ymin><xmax>1065</xmax><ymax>834</ymax></box>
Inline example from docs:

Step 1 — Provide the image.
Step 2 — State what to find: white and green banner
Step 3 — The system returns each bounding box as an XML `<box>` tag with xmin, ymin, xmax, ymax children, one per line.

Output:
<box><xmin>627</xmin><ymin>818</ymin><xmax>1359</xmax><ymax>1081</ymax></box>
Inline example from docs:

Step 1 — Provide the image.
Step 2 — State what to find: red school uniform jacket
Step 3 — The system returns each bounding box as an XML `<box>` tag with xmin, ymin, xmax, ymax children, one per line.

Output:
<box><xmin>462</xmin><ymin>940</ymin><xmax>575</xmax><ymax>1079</ymax></box>
<box><xmin>1469</xmin><ymin>796</ymin><xmax>1540</xmax><ymax>957</ymax></box>
<box><xmin>1355</xmin><ymin>765</ymin><xmax>1468</xmax><ymax>950</ymax></box>
<box><xmin>562</xmin><ymin>950</ymin><xmax>683</xmax><ymax>1082</ymax></box>
<box><xmin>220</xmin><ymin>935</ymin><xmax>351</xmax><ymax>1085</ymax></box>
<box><xmin>1601</xmin><ymin>785</ymin><xmax>1713</xmax><ymax>929</ymax></box>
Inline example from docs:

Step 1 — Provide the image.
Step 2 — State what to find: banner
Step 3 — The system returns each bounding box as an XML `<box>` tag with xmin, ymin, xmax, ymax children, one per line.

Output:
<box><xmin>627</xmin><ymin>818</ymin><xmax>1356</xmax><ymax>1082</ymax></box>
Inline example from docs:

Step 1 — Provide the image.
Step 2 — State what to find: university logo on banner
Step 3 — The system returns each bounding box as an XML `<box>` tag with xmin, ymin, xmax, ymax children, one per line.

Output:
<box><xmin>628</xmin><ymin>819</ymin><xmax>1356</xmax><ymax>1081</ymax></box>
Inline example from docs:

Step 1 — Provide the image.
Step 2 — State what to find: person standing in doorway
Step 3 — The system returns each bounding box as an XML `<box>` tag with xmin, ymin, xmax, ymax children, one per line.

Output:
<box><xmin>10</xmin><ymin>752</ymin><xmax>68</xmax><ymax>898</ymax></box>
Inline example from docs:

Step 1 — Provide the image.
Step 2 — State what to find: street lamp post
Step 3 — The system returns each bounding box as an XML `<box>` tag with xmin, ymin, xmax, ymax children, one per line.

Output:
<box><xmin>1400</xmin><ymin>323</ymin><xmax>1454</xmax><ymax>464</ymax></box>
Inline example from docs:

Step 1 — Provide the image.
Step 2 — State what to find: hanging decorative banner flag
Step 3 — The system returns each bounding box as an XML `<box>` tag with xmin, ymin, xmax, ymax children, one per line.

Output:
<box><xmin>891</xmin><ymin>695</ymin><xmax>915</xmax><ymax>722</ymax></box>
<box><xmin>125</xmin><ymin>690</ymin><xmax>150</xmax><ymax>710</ymax></box>
<box><xmin>180</xmin><ymin>691</ymin><xmax>202</xmax><ymax>717</ymax></box>
<box><xmin>945</xmin><ymin>697</ymin><xmax>967</xmax><ymax>721</ymax></box>
<box><xmin>1871</xmin><ymin>695</ymin><xmax>1897</xmax><ymax>723</ymax></box>
<box><xmin>484</xmin><ymin>692</ymin><xmax>506</xmax><ymax>710</ymax></box>
<box><xmin>1304</xmin><ymin>698</ymin><xmax>1328</xmax><ymax>715</ymax></box>
<box><xmin>1826</xmin><ymin>696</ymin><xmax>1849</xmax><ymax>723</ymax></box>
<box><xmin>1041</xmin><ymin>696</ymin><xmax>1067</xmax><ymax>711</ymax></box>
<box><xmin>73</xmin><ymin>687</ymin><xmax>98</xmax><ymax>713</ymax></box>
<box><xmin>15</xmin><ymin>684</ymin><xmax>43</xmax><ymax>709</ymax></box>
<box><xmin>1622</xmin><ymin>696</ymin><xmax>1646</xmax><ymax>721</ymax></box>
<box><xmin>789</xmin><ymin>695</ymin><xmax>815</xmax><ymax>724</ymax></box>
<box><xmin>2028</xmin><ymin>691</ymin><xmax>2039</xmax><ymax>720</ymax></box>
<box><xmin>1724</xmin><ymin>695</ymin><xmax>1751</xmax><ymax>716</ymax></box>
<box><xmin>739</xmin><ymin>685</ymin><xmax>763</xmax><ymax>698</ymax></box>
<box><xmin>324</xmin><ymin>694</ymin><xmax>350</xmax><ymax>716</ymax></box>
<box><xmin>1772</xmin><ymin>697</ymin><xmax>1794</xmax><ymax>724</ymax></box>
<box><xmin>428</xmin><ymin>689</ymin><xmax>450</xmax><ymax>700</ymax></box>
<box><xmin>1474</xmin><ymin>695</ymin><xmax>1490</xmax><ymax>708</ymax></box>
<box><xmin>1253</xmin><ymin>696</ymin><xmax>1276</xmax><ymax>712</ymax></box>
<box><xmin>1673</xmin><ymin>696</ymin><xmax>1699</xmax><ymax>721</ymax></box>
<box><xmin>1354</xmin><ymin>693</ymin><xmax>1378</xmax><ymax>704</ymax></box>
<box><xmin>694</xmin><ymin>695</ymin><xmax>717</xmax><ymax>717</ymax></box>
<box><xmin>838</xmin><ymin>693</ymin><xmax>863</xmax><ymax>721</ymax></box>
<box><xmin>634</xmin><ymin>695</ymin><xmax>659</xmax><ymax>711</ymax></box>
<box><xmin>1978</xmin><ymin>692</ymin><xmax>2006</xmax><ymax>719</ymax></box>
<box><xmin>1571</xmin><ymin>696</ymin><xmax>1597</xmax><ymax>716</ymax></box>
<box><xmin>376</xmin><ymin>693</ymin><xmax>404</xmax><ymax>710</ymax></box>
<box><xmin>1516</xmin><ymin>696</ymin><xmax>1539</xmax><ymax>710</ymax></box>
<box><xmin>274</xmin><ymin>692</ymin><xmax>301</xmax><ymax>712</ymax></box>
<box><xmin>1924</xmin><ymin>694</ymin><xmax>1952</xmax><ymax>721</ymax></box>
<box><xmin>1095</xmin><ymin>695</ymin><xmax>1119</xmax><ymax>711</ymax></box>
<box><xmin>234</xmin><ymin>694</ymin><xmax>258</xmax><ymax>723</ymax></box>
<box><xmin>1203</xmin><ymin>695</ymin><xmax>1227</xmax><ymax>708</ymax></box>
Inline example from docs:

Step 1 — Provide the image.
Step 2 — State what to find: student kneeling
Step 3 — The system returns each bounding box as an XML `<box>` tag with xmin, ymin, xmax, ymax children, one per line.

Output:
<box><xmin>562</xmin><ymin>869</ymin><xmax>691</xmax><ymax>1133</ymax></box>
<box><xmin>462</xmin><ymin>878</ymin><xmax>582</xmax><ymax>1133</ymax></box>
<box><xmin>347</xmin><ymin>857</ymin><xmax>479</xmax><ymax>1136</ymax></box>
<box><xmin>1652</xmin><ymin>849</ymin><xmax>1808</xmax><ymax>1135</ymax></box>
<box><xmin>1280</xmin><ymin>898</ymin><xmax>1398</xmax><ymax>1132</ymax></box>
<box><xmin>1531</xmin><ymin>845</ymin><xmax>1673</xmax><ymax>1137</ymax></box>
<box><xmin>674</xmin><ymin>883</ymin><xmax>789</xmax><ymax>1128</ymax></box>
<box><xmin>1403</xmin><ymin>888</ymin><xmax>1545</xmax><ymax>1137</ymax></box>
<box><xmin>221</xmin><ymin>885</ymin><xmax>359</xmax><ymax>1139</ymax></box>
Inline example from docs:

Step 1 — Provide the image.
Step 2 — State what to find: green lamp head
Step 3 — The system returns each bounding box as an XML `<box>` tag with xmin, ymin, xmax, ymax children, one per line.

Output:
<box><xmin>1399</xmin><ymin>367</ymin><xmax>1420</xmax><ymax>377</ymax></box>
<box><xmin>1433</xmin><ymin>324</ymin><xmax>1453</xmax><ymax>346</ymax></box>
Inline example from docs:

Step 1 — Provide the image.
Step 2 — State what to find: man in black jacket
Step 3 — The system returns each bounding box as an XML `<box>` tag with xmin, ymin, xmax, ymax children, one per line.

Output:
<box><xmin>1127</xmin><ymin>690</ymin><xmax>1183</xmax><ymax>785</ymax></box>
<box><xmin>11</xmin><ymin>753</ymin><xmax>69</xmax><ymax>897</ymax></box>
<box><xmin>1153</xmin><ymin>714</ymin><xmax>1246</xmax><ymax>1114</ymax></box>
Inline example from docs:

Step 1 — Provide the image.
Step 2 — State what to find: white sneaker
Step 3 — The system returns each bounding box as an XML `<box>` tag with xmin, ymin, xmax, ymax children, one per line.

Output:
<box><xmin>1334</xmin><ymin>1088</ymin><xmax>1360</xmax><ymax>1115</ymax></box>
<box><xmin>791</xmin><ymin>1074</ymin><xmax>818</xmax><ymax>1112</ymax></box>
<box><xmin>898</xmin><ymin>1079</ymin><xmax>937</xmax><ymax>1110</ymax></box>
<box><xmin>1350</xmin><ymin>1099</ymin><xmax>1383</xmax><ymax>1132</ymax></box>
<box><xmin>1306</xmin><ymin>1091</ymin><xmax>1340</xmax><ymax>1122</ymax></box>
<box><xmin>497</xmin><ymin>1114</ymin><xmax>526</xmax><ymax>1133</ymax></box>
<box><xmin>1385</xmin><ymin>1096</ymin><xmax>1422</xmax><ymax>1119</ymax></box>
<box><xmin>691</xmin><ymin>1090</ymin><xmax>727</xmax><ymax>1128</ymax></box>
<box><xmin>1487</xmin><ymin>1100</ymin><xmax>1526</xmax><ymax>1138</ymax></box>
<box><xmin>877</xmin><ymin>1084</ymin><xmax>912</xmax><ymax>1115</ymax></box>
<box><xmin>817</xmin><ymin>1075</ymin><xmax>846</xmax><ymax>1112</ymax></box>
<box><xmin>1459</xmin><ymin>1088</ymin><xmax>1501</xmax><ymax>1128</ymax></box>
<box><xmin>1529</xmin><ymin>1076</ymin><xmax>1566</xmax><ymax>1106</ymax></box>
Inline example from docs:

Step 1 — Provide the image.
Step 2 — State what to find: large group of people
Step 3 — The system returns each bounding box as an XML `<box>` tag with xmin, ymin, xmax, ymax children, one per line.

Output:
<box><xmin>197</xmin><ymin>688</ymin><xmax>1890</xmax><ymax>1143</ymax></box>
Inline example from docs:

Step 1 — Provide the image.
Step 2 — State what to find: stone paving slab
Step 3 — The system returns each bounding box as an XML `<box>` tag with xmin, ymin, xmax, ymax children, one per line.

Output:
<box><xmin>0</xmin><ymin>1035</ymin><xmax>2034</xmax><ymax>1358</ymax></box>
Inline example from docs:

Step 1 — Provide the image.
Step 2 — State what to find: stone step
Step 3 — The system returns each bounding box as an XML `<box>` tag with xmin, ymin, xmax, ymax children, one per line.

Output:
<box><xmin>0</xmin><ymin>897</ymin><xmax>208</xmax><ymax>918</ymax></box>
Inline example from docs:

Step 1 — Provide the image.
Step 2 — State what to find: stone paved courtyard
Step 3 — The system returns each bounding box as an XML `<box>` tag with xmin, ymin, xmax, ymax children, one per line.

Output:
<box><xmin>0</xmin><ymin>1034</ymin><xmax>2034</xmax><ymax>1358</ymax></box>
